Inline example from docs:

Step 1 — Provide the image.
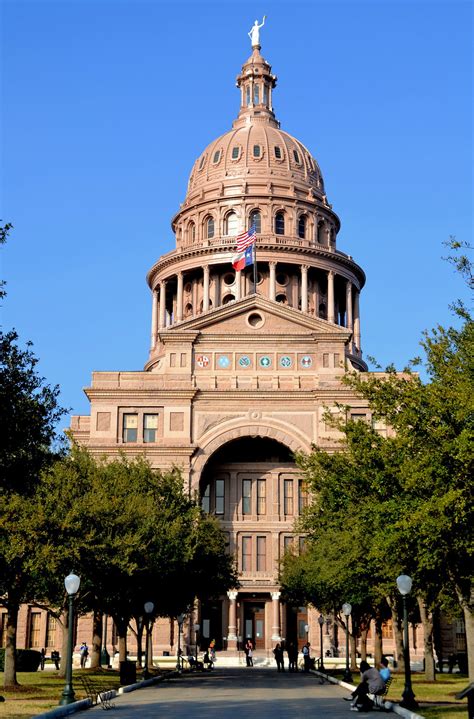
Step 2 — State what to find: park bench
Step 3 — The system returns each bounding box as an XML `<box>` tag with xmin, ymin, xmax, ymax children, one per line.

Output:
<box><xmin>79</xmin><ymin>675</ymin><xmax>115</xmax><ymax>710</ymax></box>
<box><xmin>371</xmin><ymin>676</ymin><xmax>393</xmax><ymax>710</ymax></box>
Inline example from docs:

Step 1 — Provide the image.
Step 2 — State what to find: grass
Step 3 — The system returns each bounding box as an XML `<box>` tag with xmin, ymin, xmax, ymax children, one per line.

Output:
<box><xmin>328</xmin><ymin>670</ymin><xmax>469</xmax><ymax>719</ymax></box>
<box><xmin>0</xmin><ymin>668</ymin><xmax>122</xmax><ymax>719</ymax></box>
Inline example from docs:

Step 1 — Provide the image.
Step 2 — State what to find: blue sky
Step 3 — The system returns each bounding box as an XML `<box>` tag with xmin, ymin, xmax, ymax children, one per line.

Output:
<box><xmin>1</xmin><ymin>0</ymin><xmax>472</xmax><ymax>420</ymax></box>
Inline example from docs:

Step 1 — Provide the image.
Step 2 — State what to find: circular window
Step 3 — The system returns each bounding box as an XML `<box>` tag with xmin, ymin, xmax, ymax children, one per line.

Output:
<box><xmin>246</xmin><ymin>311</ymin><xmax>265</xmax><ymax>329</ymax></box>
<box><xmin>256</xmin><ymin>272</ymin><xmax>264</xmax><ymax>285</ymax></box>
<box><xmin>222</xmin><ymin>294</ymin><xmax>235</xmax><ymax>305</ymax></box>
<box><xmin>223</xmin><ymin>273</ymin><xmax>235</xmax><ymax>286</ymax></box>
<box><xmin>276</xmin><ymin>273</ymin><xmax>289</xmax><ymax>286</ymax></box>
<box><xmin>276</xmin><ymin>293</ymin><xmax>288</xmax><ymax>304</ymax></box>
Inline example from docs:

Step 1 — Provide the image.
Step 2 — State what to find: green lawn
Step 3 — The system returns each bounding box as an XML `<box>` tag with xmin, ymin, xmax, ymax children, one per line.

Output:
<box><xmin>0</xmin><ymin>669</ymin><xmax>122</xmax><ymax>719</ymax></box>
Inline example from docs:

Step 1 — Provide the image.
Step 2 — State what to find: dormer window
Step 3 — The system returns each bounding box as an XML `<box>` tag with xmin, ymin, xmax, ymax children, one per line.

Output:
<box><xmin>293</xmin><ymin>149</ymin><xmax>301</xmax><ymax>164</ymax></box>
<box><xmin>199</xmin><ymin>155</ymin><xmax>206</xmax><ymax>170</ymax></box>
<box><xmin>274</xmin><ymin>146</ymin><xmax>282</xmax><ymax>159</ymax></box>
<box><xmin>253</xmin><ymin>145</ymin><xmax>261</xmax><ymax>158</ymax></box>
<box><xmin>231</xmin><ymin>146</ymin><xmax>240</xmax><ymax>160</ymax></box>
<box><xmin>213</xmin><ymin>150</ymin><xmax>221</xmax><ymax>164</ymax></box>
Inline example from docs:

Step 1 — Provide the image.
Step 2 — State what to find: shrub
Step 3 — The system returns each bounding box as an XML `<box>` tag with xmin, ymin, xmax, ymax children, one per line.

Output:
<box><xmin>0</xmin><ymin>649</ymin><xmax>42</xmax><ymax>671</ymax></box>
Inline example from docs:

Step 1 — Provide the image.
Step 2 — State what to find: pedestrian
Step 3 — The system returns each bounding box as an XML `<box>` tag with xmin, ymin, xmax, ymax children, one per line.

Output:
<box><xmin>80</xmin><ymin>642</ymin><xmax>89</xmax><ymax>669</ymax></box>
<box><xmin>209</xmin><ymin>639</ymin><xmax>216</xmax><ymax>665</ymax></box>
<box><xmin>51</xmin><ymin>650</ymin><xmax>60</xmax><ymax>670</ymax></box>
<box><xmin>343</xmin><ymin>660</ymin><xmax>386</xmax><ymax>711</ymax></box>
<box><xmin>244</xmin><ymin>639</ymin><xmax>253</xmax><ymax>667</ymax></box>
<box><xmin>273</xmin><ymin>642</ymin><xmax>285</xmax><ymax>671</ymax></box>
<box><xmin>40</xmin><ymin>648</ymin><xmax>46</xmax><ymax>670</ymax></box>
<box><xmin>287</xmin><ymin>642</ymin><xmax>298</xmax><ymax>672</ymax></box>
<box><xmin>302</xmin><ymin>641</ymin><xmax>311</xmax><ymax>672</ymax></box>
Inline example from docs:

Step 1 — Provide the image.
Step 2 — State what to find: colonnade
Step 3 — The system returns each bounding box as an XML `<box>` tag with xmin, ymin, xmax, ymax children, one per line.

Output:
<box><xmin>150</xmin><ymin>262</ymin><xmax>361</xmax><ymax>354</ymax></box>
<box><xmin>226</xmin><ymin>590</ymin><xmax>283</xmax><ymax>650</ymax></box>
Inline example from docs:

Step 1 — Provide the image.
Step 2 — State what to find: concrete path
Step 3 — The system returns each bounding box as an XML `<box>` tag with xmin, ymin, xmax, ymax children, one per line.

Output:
<box><xmin>86</xmin><ymin>667</ymin><xmax>356</xmax><ymax>719</ymax></box>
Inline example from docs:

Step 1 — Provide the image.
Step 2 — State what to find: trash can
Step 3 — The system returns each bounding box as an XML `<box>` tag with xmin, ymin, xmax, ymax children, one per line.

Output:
<box><xmin>120</xmin><ymin>660</ymin><xmax>136</xmax><ymax>685</ymax></box>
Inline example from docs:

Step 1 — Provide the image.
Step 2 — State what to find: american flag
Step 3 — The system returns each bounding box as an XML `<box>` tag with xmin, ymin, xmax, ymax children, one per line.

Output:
<box><xmin>236</xmin><ymin>225</ymin><xmax>257</xmax><ymax>252</ymax></box>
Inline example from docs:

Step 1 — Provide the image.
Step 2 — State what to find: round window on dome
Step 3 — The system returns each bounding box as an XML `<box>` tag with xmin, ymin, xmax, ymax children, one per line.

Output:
<box><xmin>276</xmin><ymin>273</ymin><xmax>289</xmax><ymax>287</ymax></box>
<box><xmin>223</xmin><ymin>272</ymin><xmax>235</xmax><ymax>286</ymax></box>
<box><xmin>222</xmin><ymin>293</ymin><xmax>235</xmax><ymax>305</ymax></box>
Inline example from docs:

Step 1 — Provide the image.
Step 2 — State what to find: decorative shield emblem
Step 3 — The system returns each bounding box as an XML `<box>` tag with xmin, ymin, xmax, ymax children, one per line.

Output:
<box><xmin>280</xmin><ymin>355</ymin><xmax>292</xmax><ymax>368</ymax></box>
<box><xmin>259</xmin><ymin>356</ymin><xmax>271</xmax><ymax>368</ymax></box>
<box><xmin>239</xmin><ymin>355</ymin><xmax>251</xmax><ymax>368</ymax></box>
<box><xmin>301</xmin><ymin>355</ymin><xmax>312</xmax><ymax>368</ymax></box>
<box><xmin>196</xmin><ymin>354</ymin><xmax>210</xmax><ymax>368</ymax></box>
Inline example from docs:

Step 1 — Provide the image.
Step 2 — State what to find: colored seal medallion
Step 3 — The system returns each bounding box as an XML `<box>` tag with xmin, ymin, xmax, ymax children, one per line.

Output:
<box><xmin>239</xmin><ymin>355</ymin><xmax>251</xmax><ymax>368</ymax></box>
<box><xmin>259</xmin><ymin>355</ymin><xmax>271</xmax><ymax>368</ymax></box>
<box><xmin>218</xmin><ymin>355</ymin><xmax>231</xmax><ymax>369</ymax></box>
<box><xmin>196</xmin><ymin>355</ymin><xmax>210</xmax><ymax>368</ymax></box>
<box><xmin>301</xmin><ymin>355</ymin><xmax>312</xmax><ymax>368</ymax></box>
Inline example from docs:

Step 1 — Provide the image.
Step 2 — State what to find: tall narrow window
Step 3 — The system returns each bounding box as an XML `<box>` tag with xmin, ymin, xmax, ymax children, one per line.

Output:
<box><xmin>225</xmin><ymin>211</ymin><xmax>239</xmax><ymax>236</ymax></box>
<box><xmin>46</xmin><ymin>614</ymin><xmax>57</xmax><ymax>647</ymax></box>
<box><xmin>187</xmin><ymin>221</ymin><xmax>195</xmax><ymax>243</ymax></box>
<box><xmin>253</xmin><ymin>84</ymin><xmax>259</xmax><ymax>104</ymax></box>
<box><xmin>257</xmin><ymin>536</ymin><xmax>266</xmax><ymax>571</ymax></box>
<box><xmin>215</xmin><ymin>479</ymin><xmax>225</xmax><ymax>515</ymax></box>
<box><xmin>299</xmin><ymin>537</ymin><xmax>307</xmax><ymax>553</ymax></box>
<box><xmin>123</xmin><ymin>414</ymin><xmax>138</xmax><ymax>443</ymax></box>
<box><xmin>242</xmin><ymin>479</ymin><xmax>252</xmax><ymax>515</ymax></box>
<box><xmin>242</xmin><ymin>537</ymin><xmax>252</xmax><ymax>571</ymax></box>
<box><xmin>250</xmin><ymin>210</ymin><xmax>261</xmax><ymax>233</ymax></box>
<box><xmin>275</xmin><ymin>212</ymin><xmax>285</xmax><ymax>235</ymax></box>
<box><xmin>257</xmin><ymin>479</ymin><xmax>266</xmax><ymax>515</ymax></box>
<box><xmin>246</xmin><ymin>86</ymin><xmax>251</xmax><ymax>106</ymax></box>
<box><xmin>298</xmin><ymin>215</ymin><xmax>307</xmax><ymax>239</ymax></box>
<box><xmin>206</xmin><ymin>217</ymin><xmax>215</xmax><ymax>239</ymax></box>
<box><xmin>201</xmin><ymin>485</ymin><xmax>210</xmax><ymax>513</ymax></box>
<box><xmin>298</xmin><ymin>480</ymin><xmax>308</xmax><ymax>513</ymax></box>
<box><xmin>263</xmin><ymin>85</ymin><xmax>268</xmax><ymax>105</ymax></box>
<box><xmin>232</xmin><ymin>146</ymin><xmax>240</xmax><ymax>160</ymax></box>
<box><xmin>284</xmin><ymin>536</ymin><xmax>293</xmax><ymax>553</ymax></box>
<box><xmin>274</xmin><ymin>146</ymin><xmax>282</xmax><ymax>159</ymax></box>
<box><xmin>284</xmin><ymin>479</ymin><xmax>294</xmax><ymax>515</ymax></box>
<box><xmin>29</xmin><ymin>612</ymin><xmax>41</xmax><ymax>648</ymax></box>
<box><xmin>143</xmin><ymin>414</ymin><xmax>158</xmax><ymax>443</ymax></box>
<box><xmin>253</xmin><ymin>145</ymin><xmax>261</xmax><ymax>158</ymax></box>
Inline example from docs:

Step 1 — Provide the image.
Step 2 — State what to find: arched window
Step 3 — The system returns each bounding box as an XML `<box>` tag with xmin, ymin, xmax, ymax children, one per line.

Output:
<box><xmin>249</xmin><ymin>210</ymin><xmax>261</xmax><ymax>233</ymax></box>
<box><xmin>276</xmin><ymin>293</ymin><xmax>288</xmax><ymax>304</ymax></box>
<box><xmin>225</xmin><ymin>211</ymin><xmax>239</xmax><ymax>236</ymax></box>
<box><xmin>317</xmin><ymin>221</ymin><xmax>326</xmax><ymax>244</ymax></box>
<box><xmin>222</xmin><ymin>294</ymin><xmax>235</xmax><ymax>305</ymax></box>
<box><xmin>275</xmin><ymin>211</ymin><xmax>285</xmax><ymax>235</ymax></box>
<box><xmin>254</xmin><ymin>84</ymin><xmax>259</xmax><ymax>104</ymax></box>
<box><xmin>187</xmin><ymin>221</ymin><xmax>196</xmax><ymax>244</ymax></box>
<box><xmin>246</xmin><ymin>86</ymin><xmax>251</xmax><ymax>106</ymax></box>
<box><xmin>298</xmin><ymin>215</ymin><xmax>307</xmax><ymax>239</ymax></box>
<box><xmin>206</xmin><ymin>216</ymin><xmax>215</xmax><ymax>239</ymax></box>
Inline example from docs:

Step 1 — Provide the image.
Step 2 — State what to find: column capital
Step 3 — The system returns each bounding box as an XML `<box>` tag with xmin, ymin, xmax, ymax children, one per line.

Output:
<box><xmin>271</xmin><ymin>591</ymin><xmax>281</xmax><ymax>601</ymax></box>
<box><xmin>269</xmin><ymin>260</ymin><xmax>277</xmax><ymax>268</ymax></box>
<box><xmin>227</xmin><ymin>590</ymin><xmax>238</xmax><ymax>601</ymax></box>
<box><xmin>300</xmin><ymin>264</ymin><xmax>309</xmax><ymax>272</ymax></box>
<box><xmin>328</xmin><ymin>269</ymin><xmax>335</xmax><ymax>278</ymax></box>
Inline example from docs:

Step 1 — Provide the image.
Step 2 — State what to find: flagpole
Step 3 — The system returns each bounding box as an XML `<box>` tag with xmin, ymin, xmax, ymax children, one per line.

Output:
<box><xmin>252</xmin><ymin>238</ymin><xmax>257</xmax><ymax>294</ymax></box>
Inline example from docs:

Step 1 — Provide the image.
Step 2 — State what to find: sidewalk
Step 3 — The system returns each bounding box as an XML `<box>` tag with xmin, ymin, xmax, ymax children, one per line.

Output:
<box><xmin>85</xmin><ymin>667</ymin><xmax>365</xmax><ymax>719</ymax></box>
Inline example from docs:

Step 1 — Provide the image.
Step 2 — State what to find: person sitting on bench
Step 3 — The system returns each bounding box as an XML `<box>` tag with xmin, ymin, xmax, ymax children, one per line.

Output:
<box><xmin>344</xmin><ymin>660</ymin><xmax>386</xmax><ymax>711</ymax></box>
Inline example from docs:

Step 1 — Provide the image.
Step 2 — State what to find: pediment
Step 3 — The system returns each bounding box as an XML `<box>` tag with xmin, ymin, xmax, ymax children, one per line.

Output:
<box><xmin>163</xmin><ymin>294</ymin><xmax>351</xmax><ymax>340</ymax></box>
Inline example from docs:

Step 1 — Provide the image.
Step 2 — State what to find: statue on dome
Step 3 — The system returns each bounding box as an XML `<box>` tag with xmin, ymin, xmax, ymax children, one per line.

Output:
<box><xmin>248</xmin><ymin>16</ymin><xmax>266</xmax><ymax>47</ymax></box>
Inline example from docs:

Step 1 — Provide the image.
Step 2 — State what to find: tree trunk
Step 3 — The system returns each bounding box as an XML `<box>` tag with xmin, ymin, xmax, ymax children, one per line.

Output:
<box><xmin>374</xmin><ymin>611</ymin><xmax>383</xmax><ymax>667</ymax></box>
<box><xmin>90</xmin><ymin>610</ymin><xmax>102</xmax><ymax>669</ymax></box>
<box><xmin>136</xmin><ymin>619</ymin><xmax>144</xmax><ymax>668</ymax></box>
<box><xmin>59</xmin><ymin>609</ymin><xmax>69</xmax><ymax>679</ymax></box>
<box><xmin>115</xmin><ymin>617</ymin><xmax>129</xmax><ymax>663</ymax></box>
<box><xmin>350</xmin><ymin>632</ymin><xmax>358</xmax><ymax>671</ymax></box>
<box><xmin>387</xmin><ymin>596</ymin><xmax>405</xmax><ymax>673</ymax></box>
<box><xmin>360</xmin><ymin>626</ymin><xmax>369</xmax><ymax>663</ymax></box>
<box><xmin>454</xmin><ymin>582</ymin><xmax>474</xmax><ymax>683</ymax></box>
<box><xmin>3</xmin><ymin>599</ymin><xmax>19</xmax><ymax>689</ymax></box>
<box><xmin>417</xmin><ymin>596</ymin><xmax>436</xmax><ymax>681</ymax></box>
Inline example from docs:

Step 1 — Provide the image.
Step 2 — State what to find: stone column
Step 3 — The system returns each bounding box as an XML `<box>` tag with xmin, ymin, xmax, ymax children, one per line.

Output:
<box><xmin>203</xmin><ymin>265</ymin><xmax>210</xmax><ymax>311</ymax></box>
<box><xmin>269</xmin><ymin>261</ymin><xmax>276</xmax><ymax>301</ymax></box>
<box><xmin>300</xmin><ymin>264</ymin><xmax>308</xmax><ymax>313</ymax></box>
<box><xmin>150</xmin><ymin>290</ymin><xmax>158</xmax><ymax>349</ymax></box>
<box><xmin>346</xmin><ymin>280</ymin><xmax>353</xmax><ymax>331</ymax></box>
<box><xmin>271</xmin><ymin>591</ymin><xmax>281</xmax><ymax>642</ymax></box>
<box><xmin>176</xmin><ymin>272</ymin><xmax>183</xmax><ymax>322</ymax></box>
<box><xmin>235</xmin><ymin>270</ymin><xmax>241</xmax><ymax>300</ymax></box>
<box><xmin>354</xmin><ymin>290</ymin><xmax>361</xmax><ymax>352</ymax></box>
<box><xmin>158</xmin><ymin>280</ymin><xmax>167</xmax><ymax>329</ymax></box>
<box><xmin>227</xmin><ymin>590</ymin><xmax>238</xmax><ymax>649</ymax></box>
<box><xmin>327</xmin><ymin>271</ymin><xmax>335</xmax><ymax>323</ymax></box>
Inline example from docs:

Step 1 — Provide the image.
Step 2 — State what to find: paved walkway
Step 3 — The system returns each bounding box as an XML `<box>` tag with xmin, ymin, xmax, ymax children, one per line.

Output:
<box><xmin>87</xmin><ymin>667</ymin><xmax>355</xmax><ymax>719</ymax></box>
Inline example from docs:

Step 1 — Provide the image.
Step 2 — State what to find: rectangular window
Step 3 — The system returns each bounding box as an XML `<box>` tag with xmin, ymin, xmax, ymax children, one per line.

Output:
<box><xmin>299</xmin><ymin>536</ymin><xmax>306</xmax><ymax>553</ymax></box>
<box><xmin>381</xmin><ymin>620</ymin><xmax>393</xmax><ymax>639</ymax></box>
<box><xmin>242</xmin><ymin>479</ymin><xmax>252</xmax><ymax>515</ymax></box>
<box><xmin>323</xmin><ymin>353</ymin><xmax>329</xmax><ymax>368</ymax></box>
<box><xmin>246</xmin><ymin>86</ymin><xmax>251</xmax><ymax>106</ymax></box>
<box><xmin>334</xmin><ymin>353</ymin><xmax>340</xmax><ymax>367</ymax></box>
<box><xmin>298</xmin><ymin>480</ymin><xmax>308</xmax><ymax>514</ymax></box>
<box><xmin>0</xmin><ymin>614</ymin><xmax>6</xmax><ymax>647</ymax></box>
<box><xmin>29</xmin><ymin>611</ymin><xmax>41</xmax><ymax>648</ymax></box>
<box><xmin>284</xmin><ymin>536</ymin><xmax>293</xmax><ymax>553</ymax></box>
<box><xmin>257</xmin><ymin>479</ymin><xmax>266</xmax><ymax>515</ymax></box>
<box><xmin>242</xmin><ymin>537</ymin><xmax>252</xmax><ymax>571</ymax></box>
<box><xmin>123</xmin><ymin>414</ymin><xmax>138</xmax><ymax>443</ymax></box>
<box><xmin>284</xmin><ymin>479</ymin><xmax>294</xmax><ymax>515</ymax></box>
<box><xmin>143</xmin><ymin>414</ymin><xmax>158</xmax><ymax>443</ymax></box>
<box><xmin>263</xmin><ymin>86</ymin><xmax>268</xmax><ymax>105</ymax></box>
<box><xmin>201</xmin><ymin>484</ymin><xmax>210</xmax><ymax>514</ymax></box>
<box><xmin>298</xmin><ymin>619</ymin><xmax>307</xmax><ymax>639</ymax></box>
<box><xmin>232</xmin><ymin>146</ymin><xmax>240</xmax><ymax>160</ymax></box>
<box><xmin>351</xmin><ymin>413</ymin><xmax>367</xmax><ymax>422</ymax></box>
<box><xmin>253</xmin><ymin>84</ymin><xmax>259</xmax><ymax>104</ymax></box>
<box><xmin>46</xmin><ymin>614</ymin><xmax>57</xmax><ymax>647</ymax></box>
<box><xmin>215</xmin><ymin>479</ymin><xmax>225</xmax><ymax>515</ymax></box>
<box><xmin>257</xmin><ymin>536</ymin><xmax>266</xmax><ymax>571</ymax></box>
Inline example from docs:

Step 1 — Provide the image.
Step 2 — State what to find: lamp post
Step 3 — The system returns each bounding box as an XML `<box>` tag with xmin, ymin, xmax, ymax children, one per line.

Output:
<box><xmin>342</xmin><ymin>602</ymin><xmax>352</xmax><ymax>683</ymax></box>
<box><xmin>176</xmin><ymin>614</ymin><xmax>185</xmax><ymax>672</ymax></box>
<box><xmin>194</xmin><ymin>623</ymin><xmax>200</xmax><ymax>662</ymax></box>
<box><xmin>143</xmin><ymin>601</ymin><xmax>154</xmax><ymax>680</ymax></box>
<box><xmin>304</xmin><ymin>623</ymin><xmax>309</xmax><ymax>644</ymax></box>
<box><xmin>396</xmin><ymin>575</ymin><xmax>418</xmax><ymax>709</ymax></box>
<box><xmin>59</xmin><ymin>573</ymin><xmax>80</xmax><ymax>706</ymax></box>
<box><xmin>318</xmin><ymin>615</ymin><xmax>325</xmax><ymax>672</ymax></box>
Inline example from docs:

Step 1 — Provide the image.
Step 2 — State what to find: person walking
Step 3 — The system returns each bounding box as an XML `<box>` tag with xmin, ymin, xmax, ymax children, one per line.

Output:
<box><xmin>244</xmin><ymin>639</ymin><xmax>254</xmax><ymax>667</ymax></box>
<box><xmin>302</xmin><ymin>641</ymin><xmax>311</xmax><ymax>672</ymax></box>
<box><xmin>40</xmin><ymin>648</ymin><xmax>46</xmax><ymax>670</ymax></box>
<box><xmin>80</xmin><ymin>642</ymin><xmax>89</xmax><ymax>669</ymax></box>
<box><xmin>273</xmin><ymin>643</ymin><xmax>285</xmax><ymax>671</ymax></box>
<box><xmin>287</xmin><ymin>642</ymin><xmax>298</xmax><ymax>672</ymax></box>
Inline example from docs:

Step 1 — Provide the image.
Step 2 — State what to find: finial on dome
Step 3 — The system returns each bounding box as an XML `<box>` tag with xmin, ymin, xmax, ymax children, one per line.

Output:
<box><xmin>248</xmin><ymin>15</ymin><xmax>266</xmax><ymax>48</ymax></box>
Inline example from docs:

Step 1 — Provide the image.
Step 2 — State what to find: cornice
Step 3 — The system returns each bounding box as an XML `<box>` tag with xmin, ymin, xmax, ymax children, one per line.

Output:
<box><xmin>84</xmin><ymin>388</ymin><xmax>197</xmax><ymax>401</ymax></box>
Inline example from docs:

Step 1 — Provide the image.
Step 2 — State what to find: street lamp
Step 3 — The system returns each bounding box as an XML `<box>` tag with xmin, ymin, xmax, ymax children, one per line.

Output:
<box><xmin>318</xmin><ymin>615</ymin><xmax>325</xmax><ymax>672</ymax></box>
<box><xmin>59</xmin><ymin>573</ymin><xmax>80</xmax><ymax>706</ymax></box>
<box><xmin>396</xmin><ymin>574</ymin><xmax>418</xmax><ymax>710</ymax></box>
<box><xmin>143</xmin><ymin>601</ymin><xmax>154</xmax><ymax>680</ymax></box>
<box><xmin>176</xmin><ymin>614</ymin><xmax>186</xmax><ymax>672</ymax></box>
<box><xmin>342</xmin><ymin>602</ymin><xmax>352</xmax><ymax>683</ymax></box>
<box><xmin>194</xmin><ymin>623</ymin><xmax>200</xmax><ymax>662</ymax></box>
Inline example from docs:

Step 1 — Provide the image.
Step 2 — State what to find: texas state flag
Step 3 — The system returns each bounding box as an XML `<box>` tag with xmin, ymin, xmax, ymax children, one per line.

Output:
<box><xmin>232</xmin><ymin>244</ymin><xmax>254</xmax><ymax>271</ymax></box>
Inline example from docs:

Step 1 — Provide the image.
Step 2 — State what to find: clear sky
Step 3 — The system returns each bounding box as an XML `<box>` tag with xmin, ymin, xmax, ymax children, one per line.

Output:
<box><xmin>1</xmin><ymin>0</ymin><xmax>472</xmax><ymax>421</ymax></box>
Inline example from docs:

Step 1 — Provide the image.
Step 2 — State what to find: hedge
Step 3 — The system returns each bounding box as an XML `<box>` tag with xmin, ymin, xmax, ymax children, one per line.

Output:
<box><xmin>0</xmin><ymin>648</ymin><xmax>42</xmax><ymax>671</ymax></box>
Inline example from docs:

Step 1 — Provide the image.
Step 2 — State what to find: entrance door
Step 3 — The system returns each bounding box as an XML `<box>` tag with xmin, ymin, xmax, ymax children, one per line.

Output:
<box><xmin>244</xmin><ymin>602</ymin><xmax>265</xmax><ymax>649</ymax></box>
<box><xmin>200</xmin><ymin>601</ymin><xmax>223</xmax><ymax>651</ymax></box>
